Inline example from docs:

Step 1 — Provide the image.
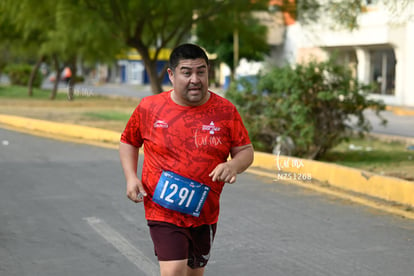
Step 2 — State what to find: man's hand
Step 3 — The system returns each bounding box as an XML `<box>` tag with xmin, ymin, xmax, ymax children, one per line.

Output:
<box><xmin>209</xmin><ymin>144</ymin><xmax>254</xmax><ymax>184</ymax></box>
<box><xmin>209</xmin><ymin>162</ymin><xmax>237</xmax><ymax>184</ymax></box>
<box><xmin>120</xmin><ymin>142</ymin><xmax>146</xmax><ymax>203</ymax></box>
<box><xmin>126</xmin><ymin>178</ymin><xmax>147</xmax><ymax>203</ymax></box>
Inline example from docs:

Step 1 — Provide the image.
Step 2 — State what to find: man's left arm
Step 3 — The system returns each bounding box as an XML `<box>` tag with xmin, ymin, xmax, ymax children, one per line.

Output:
<box><xmin>209</xmin><ymin>144</ymin><xmax>254</xmax><ymax>184</ymax></box>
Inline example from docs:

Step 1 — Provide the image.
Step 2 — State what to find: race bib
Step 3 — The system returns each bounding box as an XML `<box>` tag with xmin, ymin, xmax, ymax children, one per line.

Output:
<box><xmin>152</xmin><ymin>171</ymin><xmax>210</xmax><ymax>217</ymax></box>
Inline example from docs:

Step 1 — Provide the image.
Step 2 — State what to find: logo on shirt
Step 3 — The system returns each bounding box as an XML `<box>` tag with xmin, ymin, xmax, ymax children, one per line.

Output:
<box><xmin>154</xmin><ymin>120</ymin><xmax>169</xmax><ymax>128</ymax></box>
<box><xmin>202</xmin><ymin>121</ymin><xmax>220</xmax><ymax>135</ymax></box>
<box><xmin>194</xmin><ymin>121</ymin><xmax>223</xmax><ymax>148</ymax></box>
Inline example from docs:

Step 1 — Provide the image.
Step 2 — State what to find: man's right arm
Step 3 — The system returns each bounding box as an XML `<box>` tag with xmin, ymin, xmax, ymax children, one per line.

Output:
<box><xmin>119</xmin><ymin>142</ymin><xmax>147</xmax><ymax>203</ymax></box>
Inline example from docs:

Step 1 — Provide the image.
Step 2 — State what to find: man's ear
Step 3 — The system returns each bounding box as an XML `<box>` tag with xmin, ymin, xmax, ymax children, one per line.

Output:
<box><xmin>167</xmin><ymin>68</ymin><xmax>174</xmax><ymax>76</ymax></box>
<box><xmin>167</xmin><ymin>68</ymin><xmax>174</xmax><ymax>83</ymax></box>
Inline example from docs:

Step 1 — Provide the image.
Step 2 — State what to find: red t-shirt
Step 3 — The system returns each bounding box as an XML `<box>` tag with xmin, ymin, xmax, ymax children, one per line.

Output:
<box><xmin>120</xmin><ymin>90</ymin><xmax>251</xmax><ymax>227</ymax></box>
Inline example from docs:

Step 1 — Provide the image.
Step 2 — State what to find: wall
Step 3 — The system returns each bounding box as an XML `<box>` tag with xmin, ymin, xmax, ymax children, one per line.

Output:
<box><xmin>298</xmin><ymin>5</ymin><xmax>414</xmax><ymax>108</ymax></box>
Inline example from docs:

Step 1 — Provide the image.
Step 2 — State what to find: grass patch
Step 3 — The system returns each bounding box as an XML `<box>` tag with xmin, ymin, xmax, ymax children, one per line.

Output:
<box><xmin>83</xmin><ymin>111</ymin><xmax>131</xmax><ymax>121</ymax></box>
<box><xmin>0</xmin><ymin>84</ymin><xmax>66</xmax><ymax>100</ymax></box>
<box><xmin>323</xmin><ymin>137</ymin><xmax>412</xmax><ymax>166</ymax></box>
<box><xmin>323</xmin><ymin>148</ymin><xmax>412</xmax><ymax>167</ymax></box>
<box><xmin>322</xmin><ymin>137</ymin><xmax>414</xmax><ymax>180</ymax></box>
<box><xmin>0</xmin><ymin>84</ymin><xmax>109</xmax><ymax>101</ymax></box>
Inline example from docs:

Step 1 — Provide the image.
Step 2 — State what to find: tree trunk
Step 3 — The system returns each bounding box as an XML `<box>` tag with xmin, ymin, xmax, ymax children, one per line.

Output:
<box><xmin>131</xmin><ymin>44</ymin><xmax>164</xmax><ymax>94</ymax></box>
<box><xmin>232</xmin><ymin>27</ymin><xmax>239</xmax><ymax>81</ymax></box>
<box><xmin>50</xmin><ymin>55</ymin><xmax>60</xmax><ymax>100</ymax></box>
<box><xmin>28</xmin><ymin>55</ymin><xmax>45</xmax><ymax>97</ymax></box>
<box><xmin>145</xmin><ymin>59</ymin><xmax>163</xmax><ymax>94</ymax></box>
<box><xmin>128</xmin><ymin>37</ymin><xmax>165</xmax><ymax>94</ymax></box>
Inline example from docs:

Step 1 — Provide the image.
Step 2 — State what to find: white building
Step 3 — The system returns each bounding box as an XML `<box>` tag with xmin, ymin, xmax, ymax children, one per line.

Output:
<box><xmin>234</xmin><ymin>0</ymin><xmax>414</xmax><ymax>108</ymax></box>
<box><xmin>297</xmin><ymin>0</ymin><xmax>414</xmax><ymax>108</ymax></box>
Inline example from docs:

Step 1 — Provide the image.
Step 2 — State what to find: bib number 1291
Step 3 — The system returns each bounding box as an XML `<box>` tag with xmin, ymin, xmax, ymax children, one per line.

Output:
<box><xmin>152</xmin><ymin>171</ymin><xmax>210</xmax><ymax>217</ymax></box>
<box><xmin>159</xmin><ymin>181</ymin><xmax>196</xmax><ymax>208</ymax></box>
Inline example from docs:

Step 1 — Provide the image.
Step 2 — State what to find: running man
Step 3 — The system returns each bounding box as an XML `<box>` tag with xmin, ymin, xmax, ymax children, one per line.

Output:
<box><xmin>119</xmin><ymin>43</ymin><xmax>254</xmax><ymax>276</ymax></box>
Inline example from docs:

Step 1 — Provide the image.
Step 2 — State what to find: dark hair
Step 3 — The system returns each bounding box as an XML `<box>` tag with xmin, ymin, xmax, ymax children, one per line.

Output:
<box><xmin>169</xmin><ymin>43</ymin><xmax>209</xmax><ymax>70</ymax></box>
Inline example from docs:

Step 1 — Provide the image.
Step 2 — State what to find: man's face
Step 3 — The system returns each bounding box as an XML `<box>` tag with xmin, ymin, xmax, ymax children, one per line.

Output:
<box><xmin>168</xmin><ymin>58</ymin><xmax>209</xmax><ymax>106</ymax></box>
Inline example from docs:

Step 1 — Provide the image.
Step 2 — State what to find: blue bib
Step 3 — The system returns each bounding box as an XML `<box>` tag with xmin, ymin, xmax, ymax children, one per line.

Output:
<box><xmin>152</xmin><ymin>171</ymin><xmax>210</xmax><ymax>217</ymax></box>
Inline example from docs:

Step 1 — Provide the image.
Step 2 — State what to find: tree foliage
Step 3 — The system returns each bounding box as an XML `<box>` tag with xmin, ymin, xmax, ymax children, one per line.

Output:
<box><xmin>79</xmin><ymin>0</ymin><xmax>259</xmax><ymax>94</ymax></box>
<box><xmin>0</xmin><ymin>1</ymin><xmax>39</xmax><ymax>66</ymax></box>
<box><xmin>1</xmin><ymin>0</ymin><xmax>406</xmax><ymax>97</ymax></box>
<box><xmin>0</xmin><ymin>0</ymin><xmax>122</xmax><ymax>99</ymax></box>
<box><xmin>226</xmin><ymin>57</ymin><xmax>387</xmax><ymax>160</ymax></box>
<box><xmin>195</xmin><ymin>0</ymin><xmax>270</xmax><ymax>77</ymax></box>
<box><xmin>3</xmin><ymin>0</ymin><xmax>265</xmax><ymax>95</ymax></box>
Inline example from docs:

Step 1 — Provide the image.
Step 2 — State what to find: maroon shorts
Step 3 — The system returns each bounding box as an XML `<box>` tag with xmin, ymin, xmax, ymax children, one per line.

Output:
<box><xmin>147</xmin><ymin>220</ymin><xmax>217</xmax><ymax>268</ymax></box>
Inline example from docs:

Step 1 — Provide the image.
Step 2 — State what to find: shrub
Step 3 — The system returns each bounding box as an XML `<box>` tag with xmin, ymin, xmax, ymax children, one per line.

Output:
<box><xmin>226</xmin><ymin>57</ymin><xmax>387</xmax><ymax>160</ymax></box>
<box><xmin>74</xmin><ymin>75</ymin><xmax>85</xmax><ymax>83</ymax></box>
<box><xmin>4</xmin><ymin>64</ymin><xmax>43</xmax><ymax>88</ymax></box>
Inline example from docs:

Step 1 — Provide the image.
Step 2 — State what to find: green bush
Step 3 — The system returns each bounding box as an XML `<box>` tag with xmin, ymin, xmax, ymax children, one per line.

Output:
<box><xmin>4</xmin><ymin>64</ymin><xmax>43</xmax><ymax>88</ymax></box>
<box><xmin>226</xmin><ymin>57</ymin><xmax>387</xmax><ymax>160</ymax></box>
<box><xmin>74</xmin><ymin>75</ymin><xmax>85</xmax><ymax>83</ymax></box>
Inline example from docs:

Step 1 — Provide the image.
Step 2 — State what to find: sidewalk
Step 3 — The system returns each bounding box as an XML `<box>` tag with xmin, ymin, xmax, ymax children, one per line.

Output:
<box><xmin>0</xmin><ymin>113</ymin><xmax>413</xmax><ymax>220</ymax></box>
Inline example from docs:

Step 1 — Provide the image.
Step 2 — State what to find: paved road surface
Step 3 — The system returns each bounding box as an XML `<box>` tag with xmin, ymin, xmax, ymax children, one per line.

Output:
<box><xmin>1</xmin><ymin>128</ymin><xmax>414</xmax><ymax>276</ymax></box>
<box><xmin>364</xmin><ymin>109</ymin><xmax>414</xmax><ymax>138</ymax></box>
<box><xmin>42</xmin><ymin>80</ymin><xmax>154</xmax><ymax>99</ymax></box>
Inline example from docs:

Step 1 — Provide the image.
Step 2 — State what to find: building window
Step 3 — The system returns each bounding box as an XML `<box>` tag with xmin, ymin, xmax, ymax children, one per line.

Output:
<box><xmin>337</xmin><ymin>50</ymin><xmax>358</xmax><ymax>78</ymax></box>
<box><xmin>370</xmin><ymin>48</ymin><xmax>396</xmax><ymax>95</ymax></box>
<box><xmin>362</xmin><ymin>0</ymin><xmax>379</xmax><ymax>12</ymax></box>
<box><xmin>364</xmin><ymin>0</ymin><xmax>378</xmax><ymax>5</ymax></box>
<box><xmin>128</xmin><ymin>61</ymin><xmax>144</xmax><ymax>84</ymax></box>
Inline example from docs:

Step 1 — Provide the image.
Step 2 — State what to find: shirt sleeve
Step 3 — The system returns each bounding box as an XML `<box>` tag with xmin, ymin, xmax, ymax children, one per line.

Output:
<box><xmin>230</xmin><ymin>106</ymin><xmax>251</xmax><ymax>148</ymax></box>
<box><xmin>120</xmin><ymin>103</ymin><xmax>144</xmax><ymax>148</ymax></box>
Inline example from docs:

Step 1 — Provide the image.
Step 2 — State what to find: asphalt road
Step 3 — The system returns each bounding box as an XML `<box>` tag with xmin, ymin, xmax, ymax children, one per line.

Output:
<box><xmin>42</xmin><ymin>81</ymin><xmax>154</xmax><ymax>99</ymax></box>
<box><xmin>364</xmin><ymin>109</ymin><xmax>414</xmax><ymax>138</ymax></box>
<box><xmin>1</xmin><ymin>128</ymin><xmax>414</xmax><ymax>275</ymax></box>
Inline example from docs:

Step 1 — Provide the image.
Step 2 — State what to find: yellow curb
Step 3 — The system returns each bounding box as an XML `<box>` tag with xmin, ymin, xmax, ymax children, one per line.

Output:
<box><xmin>0</xmin><ymin>114</ymin><xmax>120</xmax><ymax>145</ymax></box>
<box><xmin>252</xmin><ymin>151</ymin><xmax>414</xmax><ymax>208</ymax></box>
<box><xmin>1</xmin><ymin>114</ymin><xmax>413</xmax><ymax>219</ymax></box>
<box><xmin>247</xmin><ymin>168</ymin><xmax>414</xmax><ymax>220</ymax></box>
<box><xmin>386</xmin><ymin>106</ymin><xmax>414</xmax><ymax>116</ymax></box>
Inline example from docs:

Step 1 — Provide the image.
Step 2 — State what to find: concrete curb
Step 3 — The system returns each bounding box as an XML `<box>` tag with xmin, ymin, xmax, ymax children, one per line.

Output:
<box><xmin>251</xmin><ymin>151</ymin><xmax>414</xmax><ymax>208</ymax></box>
<box><xmin>387</xmin><ymin>105</ymin><xmax>414</xmax><ymax>116</ymax></box>
<box><xmin>1</xmin><ymin>114</ymin><xmax>413</xmax><ymax>219</ymax></box>
<box><xmin>0</xmin><ymin>114</ymin><xmax>120</xmax><ymax>147</ymax></box>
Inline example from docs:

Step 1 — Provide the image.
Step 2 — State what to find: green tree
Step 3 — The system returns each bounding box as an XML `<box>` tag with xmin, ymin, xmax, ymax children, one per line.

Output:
<box><xmin>0</xmin><ymin>5</ymin><xmax>19</xmax><ymax>75</ymax></box>
<box><xmin>226</xmin><ymin>57</ymin><xmax>387</xmax><ymax>160</ymax></box>
<box><xmin>82</xmin><ymin>0</ymin><xmax>228</xmax><ymax>93</ymax></box>
<box><xmin>275</xmin><ymin>0</ymin><xmax>413</xmax><ymax>30</ymax></box>
<box><xmin>195</xmin><ymin>0</ymin><xmax>376</xmax><ymax>82</ymax></box>
<box><xmin>2</xmin><ymin>0</ymin><xmax>400</xmax><ymax>97</ymax></box>
<box><xmin>195</xmin><ymin>0</ymin><xmax>270</xmax><ymax>80</ymax></box>
<box><xmin>0</xmin><ymin>0</ymin><xmax>55</xmax><ymax>97</ymax></box>
<box><xmin>46</xmin><ymin>0</ymin><xmax>122</xmax><ymax>99</ymax></box>
<box><xmin>0</xmin><ymin>0</ymin><xmax>122</xmax><ymax>99</ymax></box>
<box><xmin>274</xmin><ymin>0</ymin><xmax>364</xmax><ymax>30</ymax></box>
<box><xmin>78</xmin><ymin>0</ymin><xmax>368</xmax><ymax>93</ymax></box>
<box><xmin>79</xmin><ymin>0</ymin><xmax>273</xmax><ymax>94</ymax></box>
